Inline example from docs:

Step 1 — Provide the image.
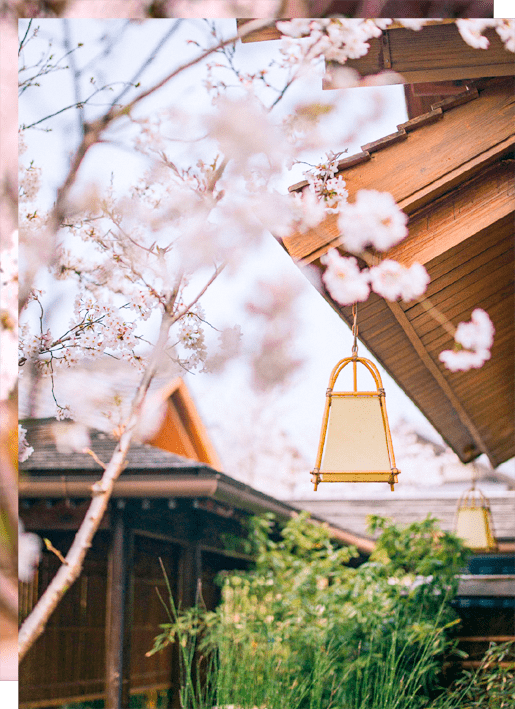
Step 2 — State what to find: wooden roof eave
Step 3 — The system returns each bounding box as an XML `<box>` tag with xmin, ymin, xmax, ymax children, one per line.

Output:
<box><xmin>282</xmin><ymin>78</ymin><xmax>514</xmax><ymax>469</ymax></box>
<box><xmin>287</xmin><ymin>78</ymin><xmax>514</xmax><ymax>251</ymax></box>
<box><xmin>19</xmin><ymin>473</ymin><xmax>375</xmax><ymax>553</ymax></box>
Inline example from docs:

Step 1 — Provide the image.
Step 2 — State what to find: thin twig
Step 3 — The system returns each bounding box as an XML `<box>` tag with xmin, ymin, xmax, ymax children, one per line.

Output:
<box><xmin>18</xmin><ymin>18</ymin><xmax>32</xmax><ymax>55</ymax></box>
<box><xmin>19</xmin><ymin>19</ymin><xmax>274</xmax><ymax>315</ymax></box>
<box><xmin>113</xmin><ymin>20</ymin><xmax>275</xmax><ymax>121</ymax></box>
<box><xmin>82</xmin><ymin>448</ymin><xmax>107</xmax><ymax>470</ymax></box>
<box><xmin>109</xmin><ymin>20</ymin><xmax>184</xmax><ymax>108</ymax></box>
<box><xmin>173</xmin><ymin>264</ymin><xmax>226</xmax><ymax>323</ymax></box>
<box><xmin>63</xmin><ymin>19</ymin><xmax>84</xmax><ymax>134</ymax></box>
<box><xmin>43</xmin><ymin>538</ymin><xmax>68</xmax><ymax>565</ymax></box>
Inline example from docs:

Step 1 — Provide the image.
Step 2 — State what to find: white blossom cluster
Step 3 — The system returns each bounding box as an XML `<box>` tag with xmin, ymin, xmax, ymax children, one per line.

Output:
<box><xmin>439</xmin><ymin>309</ymin><xmax>495</xmax><ymax>372</ymax></box>
<box><xmin>456</xmin><ymin>19</ymin><xmax>515</xmax><ymax>52</ymax></box>
<box><xmin>20</xmin><ymin>292</ymin><xmax>141</xmax><ymax>376</ymax></box>
<box><xmin>303</xmin><ymin>178</ymin><xmax>429</xmax><ymax>307</ymax></box>
<box><xmin>277</xmin><ymin>18</ymin><xmax>392</xmax><ymax>66</ymax></box>
<box><xmin>302</xmin><ymin>152</ymin><xmax>348</xmax><ymax>211</ymax></box>
<box><xmin>320</xmin><ymin>252</ymin><xmax>369</xmax><ymax>304</ymax></box>
<box><xmin>18</xmin><ymin>521</ymin><xmax>42</xmax><ymax>584</ymax></box>
<box><xmin>337</xmin><ymin>190</ymin><xmax>407</xmax><ymax>253</ymax></box>
<box><xmin>320</xmin><ymin>251</ymin><xmax>429</xmax><ymax>306</ymax></box>
<box><xmin>18</xmin><ymin>424</ymin><xmax>34</xmax><ymax>463</ymax></box>
<box><xmin>276</xmin><ymin>18</ymin><xmax>515</xmax><ymax>70</ymax></box>
<box><xmin>19</xmin><ymin>164</ymin><xmax>42</xmax><ymax>203</ymax></box>
<box><xmin>178</xmin><ymin>306</ymin><xmax>208</xmax><ymax>372</ymax></box>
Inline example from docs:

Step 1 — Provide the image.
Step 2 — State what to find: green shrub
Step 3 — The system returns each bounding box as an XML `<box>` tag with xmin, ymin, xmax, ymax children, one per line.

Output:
<box><xmin>149</xmin><ymin>513</ymin><xmax>471</xmax><ymax>708</ymax></box>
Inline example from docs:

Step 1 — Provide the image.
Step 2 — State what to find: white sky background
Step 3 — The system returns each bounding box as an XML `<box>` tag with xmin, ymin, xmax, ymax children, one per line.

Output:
<box><xmin>19</xmin><ymin>17</ymin><xmax>514</xmax><ymax>491</ymax></box>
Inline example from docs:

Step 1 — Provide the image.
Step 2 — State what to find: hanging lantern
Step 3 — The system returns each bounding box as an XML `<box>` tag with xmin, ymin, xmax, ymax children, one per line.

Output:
<box><xmin>454</xmin><ymin>485</ymin><xmax>497</xmax><ymax>552</ymax></box>
<box><xmin>311</xmin><ymin>306</ymin><xmax>400</xmax><ymax>492</ymax></box>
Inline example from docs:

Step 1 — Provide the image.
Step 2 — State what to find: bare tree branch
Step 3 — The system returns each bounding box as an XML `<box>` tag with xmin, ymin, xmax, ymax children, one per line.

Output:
<box><xmin>18</xmin><ymin>18</ymin><xmax>274</xmax><ymax>313</ymax></box>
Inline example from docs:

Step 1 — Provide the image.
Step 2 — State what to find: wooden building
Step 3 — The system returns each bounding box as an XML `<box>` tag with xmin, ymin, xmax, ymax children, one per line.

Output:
<box><xmin>19</xmin><ymin>381</ymin><xmax>372</xmax><ymax>709</ymax></box>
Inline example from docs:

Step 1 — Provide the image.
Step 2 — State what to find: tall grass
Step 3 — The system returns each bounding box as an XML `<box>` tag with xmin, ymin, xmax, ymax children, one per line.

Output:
<box><xmin>155</xmin><ymin>591</ymin><xmax>465</xmax><ymax>709</ymax></box>
<box><xmin>147</xmin><ymin>514</ymin><xmax>477</xmax><ymax>709</ymax></box>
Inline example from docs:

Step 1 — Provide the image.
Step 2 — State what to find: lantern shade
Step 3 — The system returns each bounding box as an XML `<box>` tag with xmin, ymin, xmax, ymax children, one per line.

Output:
<box><xmin>322</xmin><ymin>396</ymin><xmax>392</xmax><ymax>475</ymax></box>
<box><xmin>454</xmin><ymin>487</ymin><xmax>497</xmax><ymax>551</ymax></box>
<box><xmin>312</xmin><ymin>356</ymin><xmax>400</xmax><ymax>490</ymax></box>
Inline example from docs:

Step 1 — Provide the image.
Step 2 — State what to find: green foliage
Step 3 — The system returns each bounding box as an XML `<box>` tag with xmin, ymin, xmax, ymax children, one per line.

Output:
<box><xmin>443</xmin><ymin>641</ymin><xmax>515</xmax><ymax>708</ymax></box>
<box><xmin>149</xmin><ymin>512</ymin><xmax>471</xmax><ymax>709</ymax></box>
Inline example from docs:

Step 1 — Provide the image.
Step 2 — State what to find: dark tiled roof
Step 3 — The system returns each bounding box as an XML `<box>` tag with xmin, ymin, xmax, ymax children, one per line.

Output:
<box><xmin>20</xmin><ymin>418</ymin><xmax>207</xmax><ymax>473</ymax></box>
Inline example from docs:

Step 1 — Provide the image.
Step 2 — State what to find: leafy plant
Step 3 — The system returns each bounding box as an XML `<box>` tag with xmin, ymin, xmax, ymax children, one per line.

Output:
<box><xmin>442</xmin><ymin>641</ymin><xmax>515</xmax><ymax>709</ymax></box>
<box><xmin>149</xmin><ymin>513</ymin><xmax>471</xmax><ymax>708</ymax></box>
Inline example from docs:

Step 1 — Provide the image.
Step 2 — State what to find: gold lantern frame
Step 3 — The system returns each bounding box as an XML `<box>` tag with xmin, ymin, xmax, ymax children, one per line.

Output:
<box><xmin>454</xmin><ymin>484</ymin><xmax>497</xmax><ymax>552</ymax></box>
<box><xmin>311</xmin><ymin>353</ymin><xmax>400</xmax><ymax>492</ymax></box>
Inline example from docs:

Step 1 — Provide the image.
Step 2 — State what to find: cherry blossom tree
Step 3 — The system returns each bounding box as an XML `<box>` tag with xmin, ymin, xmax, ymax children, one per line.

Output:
<box><xmin>9</xmin><ymin>13</ymin><xmax>513</xmax><ymax>661</ymax></box>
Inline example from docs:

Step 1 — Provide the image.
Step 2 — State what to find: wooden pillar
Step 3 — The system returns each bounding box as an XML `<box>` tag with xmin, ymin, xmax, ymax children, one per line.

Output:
<box><xmin>105</xmin><ymin>510</ymin><xmax>134</xmax><ymax>709</ymax></box>
<box><xmin>180</xmin><ymin>543</ymin><xmax>202</xmax><ymax>609</ymax></box>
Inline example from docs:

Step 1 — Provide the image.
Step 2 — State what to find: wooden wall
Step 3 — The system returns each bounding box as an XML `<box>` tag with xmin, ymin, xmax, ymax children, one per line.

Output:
<box><xmin>19</xmin><ymin>503</ymin><xmax>252</xmax><ymax>709</ymax></box>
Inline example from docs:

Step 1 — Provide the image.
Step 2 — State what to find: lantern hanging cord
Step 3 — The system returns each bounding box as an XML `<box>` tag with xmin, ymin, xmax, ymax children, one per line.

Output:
<box><xmin>471</xmin><ymin>461</ymin><xmax>478</xmax><ymax>490</ymax></box>
<box><xmin>352</xmin><ymin>302</ymin><xmax>359</xmax><ymax>356</ymax></box>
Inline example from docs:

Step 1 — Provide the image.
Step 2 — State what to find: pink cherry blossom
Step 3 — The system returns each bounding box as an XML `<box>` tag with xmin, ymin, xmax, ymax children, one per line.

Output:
<box><xmin>18</xmin><ymin>424</ymin><xmax>34</xmax><ymax>463</ymax></box>
<box><xmin>398</xmin><ymin>20</ymin><xmax>429</xmax><ymax>32</ymax></box>
<box><xmin>368</xmin><ymin>260</ymin><xmax>430</xmax><ymax>302</ymax></box>
<box><xmin>439</xmin><ymin>309</ymin><xmax>495</xmax><ymax>372</ymax></box>
<box><xmin>456</xmin><ymin>19</ymin><xmax>494</xmax><ymax>50</ymax></box>
<box><xmin>495</xmin><ymin>20</ymin><xmax>515</xmax><ymax>53</ymax></box>
<box><xmin>18</xmin><ymin>521</ymin><xmax>41</xmax><ymax>583</ymax></box>
<box><xmin>454</xmin><ymin>308</ymin><xmax>495</xmax><ymax>352</ymax></box>
<box><xmin>438</xmin><ymin>348</ymin><xmax>491</xmax><ymax>372</ymax></box>
<box><xmin>337</xmin><ymin>190</ymin><xmax>408</xmax><ymax>254</ymax></box>
<box><xmin>320</xmin><ymin>250</ymin><xmax>369</xmax><ymax>305</ymax></box>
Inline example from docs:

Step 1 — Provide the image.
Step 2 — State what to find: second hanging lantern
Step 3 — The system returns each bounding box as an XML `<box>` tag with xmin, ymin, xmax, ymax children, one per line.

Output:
<box><xmin>311</xmin><ymin>305</ymin><xmax>400</xmax><ymax>492</ymax></box>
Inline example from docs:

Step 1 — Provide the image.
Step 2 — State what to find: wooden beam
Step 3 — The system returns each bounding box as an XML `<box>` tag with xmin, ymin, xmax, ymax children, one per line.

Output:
<box><xmin>336</xmin><ymin>24</ymin><xmax>515</xmax><ymax>86</ymax></box>
<box><xmin>457</xmin><ymin>575</ymin><xmax>515</xmax><ymax>597</ymax></box>
<box><xmin>397</xmin><ymin>133</ymin><xmax>515</xmax><ymax>215</ymax></box>
<box><xmin>283</xmin><ymin>81</ymin><xmax>514</xmax><ymax>265</ymax></box>
<box><xmin>336</xmin><ymin>81</ymin><xmax>511</xmax><ymax>209</ymax></box>
<box><xmin>20</xmin><ymin>499</ymin><xmax>110</xmax><ymax>531</ymax></box>
<box><xmin>388</xmin><ymin>161</ymin><xmax>514</xmax><ymax>267</ymax></box>
<box><xmin>385</xmin><ymin>299</ymin><xmax>494</xmax><ymax>466</ymax></box>
<box><xmin>105</xmin><ymin>513</ymin><xmax>134</xmax><ymax>709</ymax></box>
